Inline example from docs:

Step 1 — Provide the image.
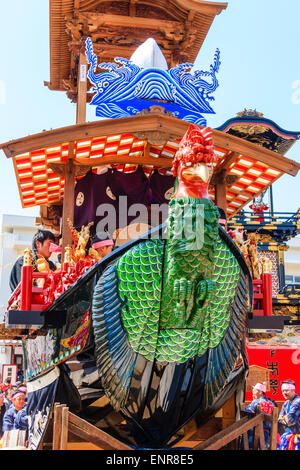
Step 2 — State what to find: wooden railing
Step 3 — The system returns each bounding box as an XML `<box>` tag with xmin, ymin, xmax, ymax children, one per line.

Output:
<box><xmin>51</xmin><ymin>403</ymin><xmax>279</xmax><ymax>451</ymax></box>
<box><xmin>194</xmin><ymin>407</ymin><xmax>279</xmax><ymax>451</ymax></box>
<box><xmin>52</xmin><ymin>403</ymin><xmax>132</xmax><ymax>450</ymax></box>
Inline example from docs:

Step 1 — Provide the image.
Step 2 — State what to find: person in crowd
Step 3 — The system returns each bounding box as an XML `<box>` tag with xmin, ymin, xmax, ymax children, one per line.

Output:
<box><xmin>17</xmin><ymin>369</ymin><xmax>24</xmax><ymax>383</ymax></box>
<box><xmin>0</xmin><ymin>393</ymin><xmax>6</xmax><ymax>437</ymax></box>
<box><xmin>90</xmin><ymin>236</ymin><xmax>114</xmax><ymax>260</ymax></box>
<box><xmin>14</xmin><ymin>404</ymin><xmax>28</xmax><ymax>436</ymax></box>
<box><xmin>4</xmin><ymin>386</ymin><xmax>15</xmax><ymax>411</ymax></box>
<box><xmin>18</xmin><ymin>384</ymin><xmax>27</xmax><ymax>399</ymax></box>
<box><xmin>278</xmin><ymin>380</ymin><xmax>300</xmax><ymax>450</ymax></box>
<box><xmin>2</xmin><ymin>390</ymin><xmax>26</xmax><ymax>433</ymax></box>
<box><xmin>245</xmin><ymin>382</ymin><xmax>277</xmax><ymax>449</ymax></box>
<box><xmin>9</xmin><ymin>229</ymin><xmax>56</xmax><ymax>292</ymax></box>
<box><xmin>1</xmin><ymin>378</ymin><xmax>11</xmax><ymax>393</ymax></box>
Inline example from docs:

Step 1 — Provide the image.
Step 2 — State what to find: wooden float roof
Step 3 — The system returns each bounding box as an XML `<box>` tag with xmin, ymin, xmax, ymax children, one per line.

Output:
<box><xmin>47</xmin><ymin>0</ymin><xmax>227</xmax><ymax>96</ymax></box>
<box><xmin>1</xmin><ymin>111</ymin><xmax>299</xmax><ymax>218</ymax></box>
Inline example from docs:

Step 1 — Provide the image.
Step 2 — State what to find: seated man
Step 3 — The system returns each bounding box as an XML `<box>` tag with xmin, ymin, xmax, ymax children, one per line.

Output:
<box><xmin>9</xmin><ymin>229</ymin><xmax>56</xmax><ymax>292</ymax></box>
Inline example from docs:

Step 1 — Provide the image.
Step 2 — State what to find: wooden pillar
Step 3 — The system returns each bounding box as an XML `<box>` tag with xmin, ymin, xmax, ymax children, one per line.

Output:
<box><xmin>221</xmin><ymin>394</ymin><xmax>236</xmax><ymax>450</ymax></box>
<box><xmin>214</xmin><ymin>169</ymin><xmax>227</xmax><ymax>220</ymax></box>
<box><xmin>212</xmin><ymin>152</ymin><xmax>240</xmax><ymax>224</ymax></box>
<box><xmin>61</xmin><ymin>142</ymin><xmax>76</xmax><ymax>260</ymax></box>
<box><xmin>76</xmin><ymin>51</ymin><xmax>87</xmax><ymax>125</ymax></box>
<box><xmin>53</xmin><ymin>404</ymin><xmax>64</xmax><ymax>450</ymax></box>
<box><xmin>59</xmin><ymin>48</ymin><xmax>87</xmax><ymax>258</ymax></box>
<box><xmin>60</xmin><ymin>406</ymin><xmax>69</xmax><ymax>450</ymax></box>
<box><xmin>269</xmin><ymin>407</ymin><xmax>279</xmax><ymax>451</ymax></box>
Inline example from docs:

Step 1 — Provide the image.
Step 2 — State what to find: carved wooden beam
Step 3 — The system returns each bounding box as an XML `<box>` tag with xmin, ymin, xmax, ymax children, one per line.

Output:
<box><xmin>174</xmin><ymin>0</ymin><xmax>228</xmax><ymax>16</ymax></box>
<box><xmin>2</xmin><ymin>114</ymin><xmax>300</xmax><ymax>177</ymax></box>
<box><xmin>75</xmin><ymin>154</ymin><xmax>172</xmax><ymax>168</ymax></box>
<box><xmin>129</xmin><ymin>0</ymin><xmax>138</xmax><ymax>16</ymax></box>
<box><xmin>187</xmin><ymin>10</ymin><xmax>196</xmax><ymax>22</ymax></box>
<box><xmin>214</xmin><ymin>151</ymin><xmax>240</xmax><ymax>174</ymax></box>
<box><xmin>77</xmin><ymin>12</ymin><xmax>184</xmax><ymax>36</ymax></box>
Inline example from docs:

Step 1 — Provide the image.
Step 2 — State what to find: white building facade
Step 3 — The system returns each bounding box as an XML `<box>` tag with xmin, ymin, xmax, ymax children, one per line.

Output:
<box><xmin>0</xmin><ymin>214</ymin><xmax>40</xmax><ymax>322</ymax></box>
<box><xmin>0</xmin><ymin>214</ymin><xmax>41</xmax><ymax>381</ymax></box>
<box><xmin>285</xmin><ymin>236</ymin><xmax>300</xmax><ymax>285</ymax></box>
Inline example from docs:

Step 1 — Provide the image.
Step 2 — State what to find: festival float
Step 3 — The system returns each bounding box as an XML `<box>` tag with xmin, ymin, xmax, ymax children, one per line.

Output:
<box><xmin>0</xmin><ymin>0</ymin><xmax>299</xmax><ymax>451</ymax></box>
<box><xmin>218</xmin><ymin>110</ymin><xmax>300</xmax><ymax>408</ymax></box>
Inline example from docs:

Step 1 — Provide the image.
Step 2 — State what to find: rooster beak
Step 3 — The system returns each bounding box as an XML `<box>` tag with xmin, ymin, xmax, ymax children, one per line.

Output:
<box><xmin>181</xmin><ymin>163</ymin><xmax>210</xmax><ymax>183</ymax></box>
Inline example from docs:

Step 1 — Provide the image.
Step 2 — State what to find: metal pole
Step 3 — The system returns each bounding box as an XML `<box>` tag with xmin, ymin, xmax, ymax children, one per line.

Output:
<box><xmin>269</xmin><ymin>185</ymin><xmax>274</xmax><ymax>217</ymax></box>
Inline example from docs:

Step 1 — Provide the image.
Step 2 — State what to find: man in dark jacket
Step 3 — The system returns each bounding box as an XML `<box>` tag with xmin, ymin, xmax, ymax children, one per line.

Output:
<box><xmin>4</xmin><ymin>386</ymin><xmax>15</xmax><ymax>411</ymax></box>
<box><xmin>0</xmin><ymin>393</ymin><xmax>6</xmax><ymax>437</ymax></box>
<box><xmin>14</xmin><ymin>405</ymin><xmax>28</xmax><ymax>434</ymax></box>
<box><xmin>9</xmin><ymin>229</ymin><xmax>56</xmax><ymax>292</ymax></box>
<box><xmin>2</xmin><ymin>390</ymin><xmax>26</xmax><ymax>433</ymax></box>
<box><xmin>245</xmin><ymin>382</ymin><xmax>277</xmax><ymax>449</ymax></box>
<box><xmin>278</xmin><ymin>380</ymin><xmax>300</xmax><ymax>450</ymax></box>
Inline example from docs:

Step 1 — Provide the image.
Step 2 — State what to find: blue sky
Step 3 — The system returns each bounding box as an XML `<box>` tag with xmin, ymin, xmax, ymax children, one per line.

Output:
<box><xmin>0</xmin><ymin>0</ymin><xmax>299</xmax><ymax>218</ymax></box>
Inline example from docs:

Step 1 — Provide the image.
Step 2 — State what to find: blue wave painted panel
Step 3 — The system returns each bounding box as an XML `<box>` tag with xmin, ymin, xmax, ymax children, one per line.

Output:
<box><xmin>85</xmin><ymin>37</ymin><xmax>221</xmax><ymax>125</ymax></box>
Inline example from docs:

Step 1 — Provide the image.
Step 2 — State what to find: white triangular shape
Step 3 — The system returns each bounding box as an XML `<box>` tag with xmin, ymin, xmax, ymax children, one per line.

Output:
<box><xmin>130</xmin><ymin>38</ymin><xmax>168</xmax><ymax>70</ymax></box>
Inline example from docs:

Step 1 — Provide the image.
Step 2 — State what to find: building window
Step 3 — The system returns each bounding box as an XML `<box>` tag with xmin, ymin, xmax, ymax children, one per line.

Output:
<box><xmin>285</xmin><ymin>275</ymin><xmax>300</xmax><ymax>285</ymax></box>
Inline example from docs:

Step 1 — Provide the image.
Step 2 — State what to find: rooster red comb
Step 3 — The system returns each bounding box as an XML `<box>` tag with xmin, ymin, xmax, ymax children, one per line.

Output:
<box><xmin>172</xmin><ymin>124</ymin><xmax>218</xmax><ymax>176</ymax></box>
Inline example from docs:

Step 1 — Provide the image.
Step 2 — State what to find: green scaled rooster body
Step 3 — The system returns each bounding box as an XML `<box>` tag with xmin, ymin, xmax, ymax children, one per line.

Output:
<box><xmin>160</xmin><ymin>196</ymin><xmax>220</xmax><ymax>331</ymax></box>
<box><xmin>92</xmin><ymin>124</ymin><xmax>250</xmax><ymax>413</ymax></box>
<box><xmin>115</xmin><ymin>197</ymin><xmax>241</xmax><ymax>366</ymax></box>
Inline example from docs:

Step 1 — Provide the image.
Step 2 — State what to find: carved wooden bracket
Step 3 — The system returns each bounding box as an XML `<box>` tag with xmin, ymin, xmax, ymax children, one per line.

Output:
<box><xmin>133</xmin><ymin>106</ymin><xmax>179</xmax><ymax>145</ymax></box>
<box><xmin>49</xmin><ymin>162</ymin><xmax>91</xmax><ymax>178</ymax></box>
<box><xmin>210</xmin><ymin>170</ymin><xmax>238</xmax><ymax>186</ymax></box>
<box><xmin>134</xmin><ymin>130</ymin><xmax>175</xmax><ymax>146</ymax></box>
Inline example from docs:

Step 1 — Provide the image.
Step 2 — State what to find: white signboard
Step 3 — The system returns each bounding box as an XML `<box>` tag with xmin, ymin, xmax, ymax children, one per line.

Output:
<box><xmin>1</xmin><ymin>364</ymin><xmax>18</xmax><ymax>385</ymax></box>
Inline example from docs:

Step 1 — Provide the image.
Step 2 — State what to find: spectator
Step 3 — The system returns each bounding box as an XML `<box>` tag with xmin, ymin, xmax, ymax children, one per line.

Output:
<box><xmin>17</xmin><ymin>370</ymin><xmax>24</xmax><ymax>383</ymax></box>
<box><xmin>1</xmin><ymin>378</ymin><xmax>11</xmax><ymax>392</ymax></box>
<box><xmin>0</xmin><ymin>393</ymin><xmax>5</xmax><ymax>437</ymax></box>
<box><xmin>278</xmin><ymin>380</ymin><xmax>300</xmax><ymax>450</ymax></box>
<box><xmin>14</xmin><ymin>405</ymin><xmax>28</xmax><ymax>437</ymax></box>
<box><xmin>9</xmin><ymin>229</ymin><xmax>56</xmax><ymax>292</ymax></box>
<box><xmin>17</xmin><ymin>383</ymin><xmax>29</xmax><ymax>439</ymax></box>
<box><xmin>4</xmin><ymin>386</ymin><xmax>15</xmax><ymax>411</ymax></box>
<box><xmin>2</xmin><ymin>390</ymin><xmax>26</xmax><ymax>433</ymax></box>
<box><xmin>18</xmin><ymin>385</ymin><xmax>27</xmax><ymax>400</ymax></box>
<box><xmin>245</xmin><ymin>382</ymin><xmax>277</xmax><ymax>449</ymax></box>
<box><xmin>90</xmin><ymin>236</ymin><xmax>114</xmax><ymax>259</ymax></box>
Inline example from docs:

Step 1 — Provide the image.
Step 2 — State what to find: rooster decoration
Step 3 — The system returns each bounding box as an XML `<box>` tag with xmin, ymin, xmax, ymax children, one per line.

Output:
<box><xmin>91</xmin><ymin>124</ymin><xmax>252</xmax><ymax>447</ymax></box>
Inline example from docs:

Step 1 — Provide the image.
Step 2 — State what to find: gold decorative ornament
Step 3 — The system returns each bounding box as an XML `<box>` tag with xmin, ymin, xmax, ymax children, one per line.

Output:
<box><xmin>67</xmin><ymin>219</ymin><xmax>94</xmax><ymax>262</ymax></box>
<box><xmin>23</xmin><ymin>248</ymin><xmax>33</xmax><ymax>267</ymax></box>
<box><xmin>64</xmin><ymin>246</ymin><xmax>75</xmax><ymax>265</ymax></box>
